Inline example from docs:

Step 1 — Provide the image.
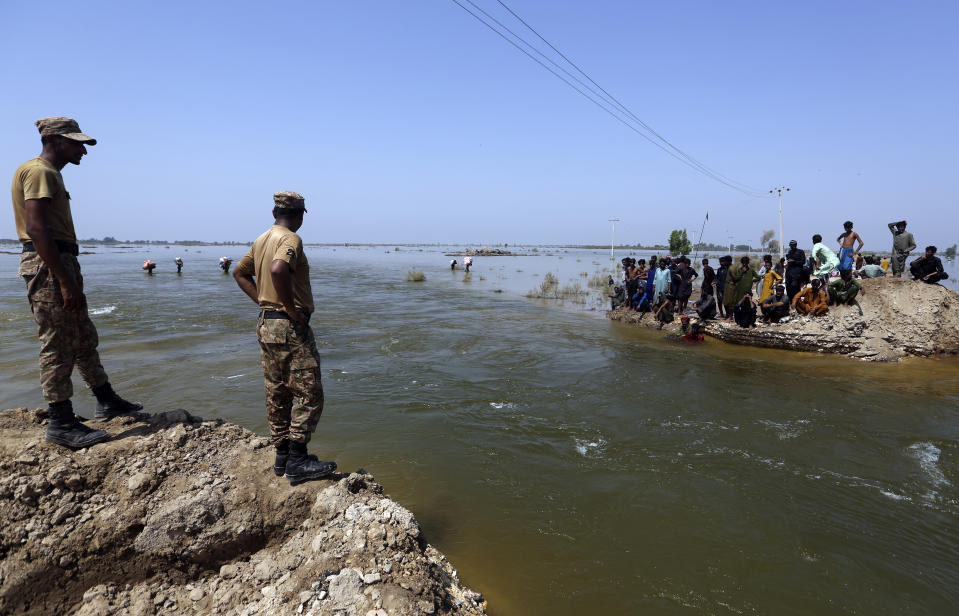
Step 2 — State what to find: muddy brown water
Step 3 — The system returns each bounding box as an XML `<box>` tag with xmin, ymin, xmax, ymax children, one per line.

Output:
<box><xmin>2</xmin><ymin>245</ymin><xmax>958</xmax><ymax>615</ymax></box>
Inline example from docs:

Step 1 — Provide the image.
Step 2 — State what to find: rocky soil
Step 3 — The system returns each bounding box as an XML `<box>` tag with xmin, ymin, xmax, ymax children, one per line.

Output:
<box><xmin>609</xmin><ymin>277</ymin><xmax>959</xmax><ymax>361</ymax></box>
<box><xmin>0</xmin><ymin>408</ymin><xmax>487</xmax><ymax>616</ymax></box>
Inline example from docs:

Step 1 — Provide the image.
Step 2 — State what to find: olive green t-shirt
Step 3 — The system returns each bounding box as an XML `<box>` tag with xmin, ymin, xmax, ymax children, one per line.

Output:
<box><xmin>10</xmin><ymin>158</ymin><xmax>77</xmax><ymax>244</ymax></box>
<box><xmin>236</xmin><ymin>225</ymin><xmax>314</xmax><ymax>312</ymax></box>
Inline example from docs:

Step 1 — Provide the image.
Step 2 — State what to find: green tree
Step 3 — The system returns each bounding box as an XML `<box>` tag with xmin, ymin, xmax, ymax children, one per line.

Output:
<box><xmin>945</xmin><ymin>244</ymin><xmax>957</xmax><ymax>260</ymax></box>
<box><xmin>668</xmin><ymin>229</ymin><xmax>692</xmax><ymax>256</ymax></box>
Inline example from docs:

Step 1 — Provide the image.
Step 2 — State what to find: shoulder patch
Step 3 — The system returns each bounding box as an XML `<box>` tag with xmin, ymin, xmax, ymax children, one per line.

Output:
<box><xmin>286</xmin><ymin>248</ymin><xmax>296</xmax><ymax>258</ymax></box>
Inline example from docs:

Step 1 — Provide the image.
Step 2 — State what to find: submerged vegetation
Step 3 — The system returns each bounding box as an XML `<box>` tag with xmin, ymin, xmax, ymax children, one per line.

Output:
<box><xmin>526</xmin><ymin>272</ymin><xmax>588</xmax><ymax>302</ymax></box>
<box><xmin>526</xmin><ymin>272</ymin><xmax>558</xmax><ymax>298</ymax></box>
<box><xmin>587</xmin><ymin>273</ymin><xmax>611</xmax><ymax>289</ymax></box>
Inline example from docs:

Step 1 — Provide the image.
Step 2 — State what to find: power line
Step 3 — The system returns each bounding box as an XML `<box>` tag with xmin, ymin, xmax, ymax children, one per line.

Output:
<box><xmin>463</xmin><ymin>0</ymin><xmax>622</xmax><ymax>123</ymax></box>
<box><xmin>450</xmin><ymin>0</ymin><xmax>719</xmax><ymax>183</ymax></box>
<box><xmin>450</xmin><ymin>0</ymin><xmax>766</xmax><ymax>197</ymax></box>
<box><xmin>494</xmin><ymin>0</ymin><xmax>763</xmax><ymax>196</ymax></box>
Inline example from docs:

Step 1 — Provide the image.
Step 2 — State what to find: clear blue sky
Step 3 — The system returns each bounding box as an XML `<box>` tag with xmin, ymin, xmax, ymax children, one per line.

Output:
<box><xmin>2</xmin><ymin>1</ymin><xmax>956</xmax><ymax>249</ymax></box>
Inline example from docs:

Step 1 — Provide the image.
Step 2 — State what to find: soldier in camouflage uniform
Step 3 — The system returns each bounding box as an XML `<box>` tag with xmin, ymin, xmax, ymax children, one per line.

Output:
<box><xmin>233</xmin><ymin>191</ymin><xmax>336</xmax><ymax>483</ymax></box>
<box><xmin>10</xmin><ymin>117</ymin><xmax>142</xmax><ymax>449</ymax></box>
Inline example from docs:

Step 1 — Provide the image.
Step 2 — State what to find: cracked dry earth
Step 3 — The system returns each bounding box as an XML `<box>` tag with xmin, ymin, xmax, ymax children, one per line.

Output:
<box><xmin>0</xmin><ymin>408</ymin><xmax>487</xmax><ymax>616</ymax></box>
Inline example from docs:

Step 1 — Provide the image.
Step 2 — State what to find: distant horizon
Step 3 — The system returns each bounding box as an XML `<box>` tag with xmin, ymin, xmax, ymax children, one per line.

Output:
<box><xmin>3</xmin><ymin>237</ymin><xmax>955</xmax><ymax>256</ymax></box>
<box><xmin>2</xmin><ymin>2</ymin><xmax>957</xmax><ymax>251</ymax></box>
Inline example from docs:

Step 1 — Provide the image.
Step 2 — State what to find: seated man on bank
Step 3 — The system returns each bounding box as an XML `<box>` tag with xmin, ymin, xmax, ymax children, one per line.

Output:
<box><xmin>760</xmin><ymin>284</ymin><xmax>790</xmax><ymax>323</ymax></box>
<box><xmin>859</xmin><ymin>255</ymin><xmax>885</xmax><ymax>278</ymax></box>
<box><xmin>827</xmin><ymin>269</ymin><xmax>863</xmax><ymax>306</ymax></box>
<box><xmin>632</xmin><ymin>285</ymin><xmax>650</xmax><ymax>312</ymax></box>
<box><xmin>793</xmin><ymin>279</ymin><xmax>829</xmax><ymax>316</ymax></box>
<box><xmin>609</xmin><ymin>285</ymin><xmax>626</xmax><ymax>310</ymax></box>
<box><xmin>653</xmin><ymin>292</ymin><xmax>675</xmax><ymax>329</ymax></box>
<box><xmin>734</xmin><ymin>292</ymin><xmax>758</xmax><ymax>328</ymax></box>
<box><xmin>909</xmin><ymin>246</ymin><xmax>950</xmax><ymax>284</ymax></box>
<box><xmin>694</xmin><ymin>285</ymin><xmax>718</xmax><ymax>320</ymax></box>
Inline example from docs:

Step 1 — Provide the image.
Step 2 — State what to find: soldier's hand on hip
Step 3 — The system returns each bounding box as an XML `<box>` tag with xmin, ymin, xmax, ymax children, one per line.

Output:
<box><xmin>284</xmin><ymin>306</ymin><xmax>307</xmax><ymax>325</ymax></box>
<box><xmin>59</xmin><ymin>277</ymin><xmax>86</xmax><ymax>312</ymax></box>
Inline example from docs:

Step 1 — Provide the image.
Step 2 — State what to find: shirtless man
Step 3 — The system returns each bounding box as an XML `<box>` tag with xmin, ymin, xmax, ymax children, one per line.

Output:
<box><xmin>836</xmin><ymin>221</ymin><xmax>864</xmax><ymax>272</ymax></box>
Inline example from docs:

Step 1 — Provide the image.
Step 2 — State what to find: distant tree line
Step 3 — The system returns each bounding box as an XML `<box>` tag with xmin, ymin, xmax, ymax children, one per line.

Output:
<box><xmin>69</xmin><ymin>236</ymin><xmax>247</xmax><ymax>246</ymax></box>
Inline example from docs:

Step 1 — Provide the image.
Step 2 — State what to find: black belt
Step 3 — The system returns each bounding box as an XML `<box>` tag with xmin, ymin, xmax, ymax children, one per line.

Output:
<box><xmin>262</xmin><ymin>309</ymin><xmax>310</xmax><ymax>323</ymax></box>
<box><xmin>22</xmin><ymin>240</ymin><xmax>79</xmax><ymax>256</ymax></box>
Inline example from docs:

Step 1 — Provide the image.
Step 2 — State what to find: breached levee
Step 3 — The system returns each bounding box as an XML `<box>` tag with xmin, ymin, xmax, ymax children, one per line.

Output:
<box><xmin>608</xmin><ymin>277</ymin><xmax>959</xmax><ymax>361</ymax></box>
<box><xmin>0</xmin><ymin>408</ymin><xmax>487</xmax><ymax>616</ymax></box>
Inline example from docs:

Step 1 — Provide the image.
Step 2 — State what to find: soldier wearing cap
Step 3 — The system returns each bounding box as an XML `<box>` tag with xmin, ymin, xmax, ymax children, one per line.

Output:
<box><xmin>10</xmin><ymin>117</ymin><xmax>142</xmax><ymax>449</ymax></box>
<box><xmin>233</xmin><ymin>191</ymin><xmax>336</xmax><ymax>484</ymax></box>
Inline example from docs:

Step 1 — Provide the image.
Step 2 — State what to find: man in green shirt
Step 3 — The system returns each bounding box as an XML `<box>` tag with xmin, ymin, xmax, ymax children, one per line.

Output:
<box><xmin>722</xmin><ymin>255</ymin><xmax>761</xmax><ymax>318</ymax></box>
<box><xmin>888</xmin><ymin>220</ymin><xmax>916</xmax><ymax>277</ymax></box>
<box><xmin>827</xmin><ymin>270</ymin><xmax>863</xmax><ymax>305</ymax></box>
<box><xmin>11</xmin><ymin>117</ymin><xmax>142</xmax><ymax>449</ymax></box>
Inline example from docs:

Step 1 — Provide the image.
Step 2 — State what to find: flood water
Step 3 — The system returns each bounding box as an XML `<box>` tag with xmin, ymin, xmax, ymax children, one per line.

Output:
<box><xmin>2</xmin><ymin>243</ymin><xmax>958</xmax><ymax>615</ymax></box>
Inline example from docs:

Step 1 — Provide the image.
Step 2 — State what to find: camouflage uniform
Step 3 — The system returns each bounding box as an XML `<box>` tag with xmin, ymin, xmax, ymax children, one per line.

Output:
<box><xmin>9</xmin><ymin>117</ymin><xmax>142</xmax><ymax>450</ymax></box>
<box><xmin>21</xmin><ymin>252</ymin><xmax>108</xmax><ymax>402</ymax></box>
<box><xmin>257</xmin><ymin>315</ymin><xmax>324</xmax><ymax>445</ymax></box>
<box><xmin>13</xmin><ymin>117</ymin><xmax>108</xmax><ymax>404</ymax></box>
<box><xmin>235</xmin><ymin>191</ymin><xmax>324</xmax><ymax>447</ymax></box>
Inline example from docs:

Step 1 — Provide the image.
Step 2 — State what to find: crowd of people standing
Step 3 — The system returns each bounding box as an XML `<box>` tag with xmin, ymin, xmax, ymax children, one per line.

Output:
<box><xmin>610</xmin><ymin>218</ymin><xmax>950</xmax><ymax>330</ymax></box>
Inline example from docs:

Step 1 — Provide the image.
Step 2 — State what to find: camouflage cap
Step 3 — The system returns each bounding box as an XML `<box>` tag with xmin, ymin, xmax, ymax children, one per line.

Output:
<box><xmin>273</xmin><ymin>191</ymin><xmax>307</xmax><ymax>212</ymax></box>
<box><xmin>35</xmin><ymin>117</ymin><xmax>97</xmax><ymax>145</ymax></box>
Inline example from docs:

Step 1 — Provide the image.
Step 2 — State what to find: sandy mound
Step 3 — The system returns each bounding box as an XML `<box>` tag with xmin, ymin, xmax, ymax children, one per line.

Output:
<box><xmin>609</xmin><ymin>277</ymin><xmax>959</xmax><ymax>361</ymax></box>
<box><xmin>0</xmin><ymin>408</ymin><xmax>486</xmax><ymax>616</ymax></box>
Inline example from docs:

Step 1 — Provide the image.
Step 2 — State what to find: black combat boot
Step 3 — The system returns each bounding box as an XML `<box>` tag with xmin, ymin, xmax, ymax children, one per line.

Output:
<box><xmin>274</xmin><ymin>440</ymin><xmax>290</xmax><ymax>477</ymax></box>
<box><xmin>284</xmin><ymin>441</ymin><xmax>336</xmax><ymax>484</ymax></box>
<box><xmin>46</xmin><ymin>400</ymin><xmax>110</xmax><ymax>449</ymax></box>
<box><xmin>92</xmin><ymin>382</ymin><xmax>143</xmax><ymax>420</ymax></box>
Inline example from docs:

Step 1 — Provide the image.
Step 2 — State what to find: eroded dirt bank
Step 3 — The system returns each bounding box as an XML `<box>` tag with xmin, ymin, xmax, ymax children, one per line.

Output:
<box><xmin>0</xmin><ymin>408</ymin><xmax>487</xmax><ymax>616</ymax></box>
<box><xmin>608</xmin><ymin>277</ymin><xmax>959</xmax><ymax>361</ymax></box>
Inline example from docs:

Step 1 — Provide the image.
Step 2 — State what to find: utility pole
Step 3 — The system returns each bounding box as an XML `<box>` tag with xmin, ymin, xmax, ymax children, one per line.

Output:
<box><xmin>608</xmin><ymin>218</ymin><xmax>619</xmax><ymax>273</ymax></box>
<box><xmin>769</xmin><ymin>187</ymin><xmax>790</xmax><ymax>260</ymax></box>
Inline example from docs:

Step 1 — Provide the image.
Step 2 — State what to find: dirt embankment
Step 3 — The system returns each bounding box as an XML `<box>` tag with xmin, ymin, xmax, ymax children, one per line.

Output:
<box><xmin>0</xmin><ymin>408</ymin><xmax>486</xmax><ymax>616</ymax></box>
<box><xmin>608</xmin><ymin>277</ymin><xmax>959</xmax><ymax>361</ymax></box>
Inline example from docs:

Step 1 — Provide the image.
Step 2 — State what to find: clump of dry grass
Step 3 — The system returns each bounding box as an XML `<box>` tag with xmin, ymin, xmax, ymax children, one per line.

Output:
<box><xmin>526</xmin><ymin>271</ymin><xmax>559</xmax><ymax>298</ymax></box>
<box><xmin>588</xmin><ymin>273</ymin><xmax>612</xmax><ymax>289</ymax></box>
<box><xmin>526</xmin><ymin>274</ymin><xmax>588</xmax><ymax>301</ymax></box>
<box><xmin>557</xmin><ymin>283</ymin><xmax>587</xmax><ymax>299</ymax></box>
